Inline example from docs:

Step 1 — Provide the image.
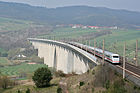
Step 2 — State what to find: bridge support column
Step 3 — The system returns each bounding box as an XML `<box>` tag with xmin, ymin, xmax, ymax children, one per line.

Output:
<box><xmin>29</xmin><ymin>39</ymin><xmax>96</xmax><ymax>74</ymax></box>
<box><xmin>56</xmin><ymin>47</ymin><xmax>70</xmax><ymax>73</ymax></box>
<box><xmin>73</xmin><ymin>55</ymin><xmax>89</xmax><ymax>74</ymax></box>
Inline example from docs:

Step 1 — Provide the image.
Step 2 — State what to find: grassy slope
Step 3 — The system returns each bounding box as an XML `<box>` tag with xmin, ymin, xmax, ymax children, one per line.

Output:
<box><xmin>39</xmin><ymin>27</ymin><xmax>140</xmax><ymax>56</ymax></box>
<box><xmin>38</xmin><ymin>27</ymin><xmax>97</xmax><ymax>39</ymax></box>
<box><xmin>0</xmin><ymin>17</ymin><xmax>34</xmax><ymax>53</ymax></box>
<box><xmin>89</xmin><ymin>29</ymin><xmax>140</xmax><ymax>59</ymax></box>
<box><xmin>0</xmin><ymin>17</ymin><xmax>32</xmax><ymax>31</ymax></box>
<box><xmin>1</xmin><ymin>64</ymin><xmax>139</xmax><ymax>93</ymax></box>
<box><xmin>39</xmin><ymin>27</ymin><xmax>140</xmax><ymax>64</ymax></box>
<box><xmin>0</xmin><ymin>63</ymin><xmax>48</xmax><ymax>76</ymax></box>
<box><xmin>0</xmin><ymin>57</ymin><xmax>10</xmax><ymax>66</ymax></box>
<box><xmin>0</xmin><ymin>48</ymin><xmax>6</xmax><ymax>53</ymax></box>
<box><xmin>0</xmin><ymin>77</ymin><xmax>60</xmax><ymax>93</ymax></box>
<box><xmin>2</xmin><ymin>85</ymin><xmax>58</xmax><ymax>93</ymax></box>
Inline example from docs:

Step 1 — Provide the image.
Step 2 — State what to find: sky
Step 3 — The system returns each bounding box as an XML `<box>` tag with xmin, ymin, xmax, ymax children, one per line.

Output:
<box><xmin>0</xmin><ymin>0</ymin><xmax>140</xmax><ymax>12</ymax></box>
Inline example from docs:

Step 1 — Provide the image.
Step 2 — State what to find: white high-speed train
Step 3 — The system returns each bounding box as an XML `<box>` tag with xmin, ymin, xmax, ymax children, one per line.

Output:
<box><xmin>68</xmin><ymin>42</ymin><xmax>120</xmax><ymax>64</ymax></box>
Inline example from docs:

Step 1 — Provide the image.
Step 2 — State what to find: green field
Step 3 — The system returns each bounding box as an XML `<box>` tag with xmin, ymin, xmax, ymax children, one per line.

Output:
<box><xmin>0</xmin><ymin>63</ymin><xmax>48</xmax><ymax>76</ymax></box>
<box><xmin>0</xmin><ymin>78</ymin><xmax>59</xmax><ymax>93</ymax></box>
<box><xmin>0</xmin><ymin>48</ymin><xmax>6</xmax><ymax>53</ymax></box>
<box><xmin>39</xmin><ymin>27</ymin><xmax>140</xmax><ymax>55</ymax></box>
<box><xmin>89</xmin><ymin>29</ymin><xmax>140</xmax><ymax>59</ymax></box>
<box><xmin>0</xmin><ymin>17</ymin><xmax>33</xmax><ymax>31</ymax></box>
<box><xmin>39</xmin><ymin>27</ymin><xmax>140</xmax><ymax>64</ymax></box>
<box><xmin>89</xmin><ymin>29</ymin><xmax>140</xmax><ymax>64</ymax></box>
<box><xmin>38</xmin><ymin>27</ymin><xmax>97</xmax><ymax>40</ymax></box>
<box><xmin>0</xmin><ymin>57</ymin><xmax>10</xmax><ymax>66</ymax></box>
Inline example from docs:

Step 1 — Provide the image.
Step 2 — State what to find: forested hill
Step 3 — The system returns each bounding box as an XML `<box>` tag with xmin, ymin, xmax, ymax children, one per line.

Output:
<box><xmin>0</xmin><ymin>1</ymin><xmax>140</xmax><ymax>28</ymax></box>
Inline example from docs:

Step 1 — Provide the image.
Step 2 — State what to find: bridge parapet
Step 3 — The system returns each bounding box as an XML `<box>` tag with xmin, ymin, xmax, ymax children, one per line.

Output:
<box><xmin>28</xmin><ymin>38</ymin><xmax>99</xmax><ymax>74</ymax></box>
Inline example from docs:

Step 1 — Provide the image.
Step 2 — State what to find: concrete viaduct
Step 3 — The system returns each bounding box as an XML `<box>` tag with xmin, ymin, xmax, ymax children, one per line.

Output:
<box><xmin>28</xmin><ymin>38</ymin><xmax>99</xmax><ymax>74</ymax></box>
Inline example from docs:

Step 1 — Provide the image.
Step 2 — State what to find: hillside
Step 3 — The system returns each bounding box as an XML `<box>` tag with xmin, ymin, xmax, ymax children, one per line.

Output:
<box><xmin>0</xmin><ymin>17</ymin><xmax>52</xmax><ymax>50</ymax></box>
<box><xmin>0</xmin><ymin>1</ymin><xmax>140</xmax><ymax>28</ymax></box>
<box><xmin>0</xmin><ymin>17</ymin><xmax>32</xmax><ymax>31</ymax></box>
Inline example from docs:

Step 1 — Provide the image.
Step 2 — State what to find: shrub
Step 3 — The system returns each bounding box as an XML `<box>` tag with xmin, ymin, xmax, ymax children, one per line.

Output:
<box><xmin>105</xmin><ymin>80</ymin><xmax>110</xmax><ymax>89</ymax></box>
<box><xmin>54</xmin><ymin>70</ymin><xmax>66</xmax><ymax>77</ymax></box>
<box><xmin>26</xmin><ymin>88</ymin><xmax>30</xmax><ymax>93</ymax></box>
<box><xmin>92</xmin><ymin>88</ymin><xmax>94</xmax><ymax>93</ymax></box>
<box><xmin>94</xmin><ymin>64</ymin><xmax>116</xmax><ymax>87</ymax></box>
<box><xmin>107</xmin><ymin>79</ymin><xmax>126</xmax><ymax>93</ymax></box>
<box><xmin>2</xmin><ymin>53</ymin><xmax>8</xmax><ymax>57</ymax></box>
<box><xmin>17</xmin><ymin>90</ymin><xmax>21</xmax><ymax>93</ymax></box>
<box><xmin>92</xmin><ymin>70</ymin><xmax>95</xmax><ymax>75</ymax></box>
<box><xmin>0</xmin><ymin>76</ymin><xmax>10</xmax><ymax>89</ymax></box>
<box><xmin>134</xmin><ymin>85</ymin><xmax>137</xmax><ymax>90</ymax></box>
<box><xmin>79</xmin><ymin>81</ymin><xmax>84</xmax><ymax>86</ymax></box>
<box><xmin>57</xmin><ymin>87</ymin><xmax>62</xmax><ymax>93</ymax></box>
<box><xmin>32</xmin><ymin>67</ymin><xmax>52</xmax><ymax>88</ymax></box>
<box><xmin>0</xmin><ymin>75</ymin><xmax>16</xmax><ymax>89</ymax></box>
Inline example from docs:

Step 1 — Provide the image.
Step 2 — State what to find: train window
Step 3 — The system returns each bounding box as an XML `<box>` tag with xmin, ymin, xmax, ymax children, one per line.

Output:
<box><xmin>106</xmin><ymin>55</ymin><xmax>110</xmax><ymax>58</ymax></box>
<box><xmin>113</xmin><ymin>56</ymin><xmax>119</xmax><ymax>58</ymax></box>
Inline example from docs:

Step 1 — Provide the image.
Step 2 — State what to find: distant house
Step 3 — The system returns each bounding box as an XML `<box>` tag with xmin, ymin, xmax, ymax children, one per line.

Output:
<box><xmin>88</xmin><ymin>26</ymin><xmax>99</xmax><ymax>29</ymax></box>
<box><xmin>82</xmin><ymin>26</ymin><xmax>87</xmax><ymax>29</ymax></box>
<box><xmin>17</xmin><ymin>54</ymin><xmax>26</xmax><ymax>58</ymax></box>
<box><xmin>110</xmin><ymin>26</ymin><xmax>118</xmax><ymax>29</ymax></box>
<box><xmin>72</xmin><ymin>25</ymin><xmax>77</xmax><ymax>28</ymax></box>
<box><xmin>27</xmin><ymin>62</ymin><xmax>37</xmax><ymax>65</ymax></box>
<box><xmin>72</xmin><ymin>24</ymin><xmax>83</xmax><ymax>28</ymax></box>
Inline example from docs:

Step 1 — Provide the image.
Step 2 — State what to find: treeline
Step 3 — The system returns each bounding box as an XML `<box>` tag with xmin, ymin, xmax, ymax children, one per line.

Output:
<box><xmin>0</xmin><ymin>73</ymin><xmax>17</xmax><ymax>89</ymax></box>
<box><xmin>0</xmin><ymin>52</ymin><xmax>8</xmax><ymax>57</ymax></box>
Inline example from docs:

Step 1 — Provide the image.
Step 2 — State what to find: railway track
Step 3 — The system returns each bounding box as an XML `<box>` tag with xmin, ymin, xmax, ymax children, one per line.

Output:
<box><xmin>68</xmin><ymin>42</ymin><xmax>140</xmax><ymax>79</ymax></box>
<box><xmin>117</xmin><ymin>62</ymin><xmax>140</xmax><ymax>79</ymax></box>
<box><xmin>125</xmin><ymin>63</ymin><xmax>140</xmax><ymax>76</ymax></box>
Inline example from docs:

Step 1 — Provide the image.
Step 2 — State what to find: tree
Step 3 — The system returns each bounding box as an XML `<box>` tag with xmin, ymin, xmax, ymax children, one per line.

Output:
<box><xmin>26</xmin><ymin>88</ymin><xmax>30</xmax><ymax>93</ymax></box>
<box><xmin>57</xmin><ymin>87</ymin><xmax>62</xmax><ymax>93</ymax></box>
<box><xmin>17</xmin><ymin>90</ymin><xmax>21</xmax><ymax>93</ymax></box>
<box><xmin>0</xmin><ymin>76</ymin><xmax>10</xmax><ymax>89</ymax></box>
<box><xmin>2</xmin><ymin>53</ymin><xmax>8</xmax><ymax>57</ymax></box>
<box><xmin>32</xmin><ymin>67</ymin><xmax>52</xmax><ymax>88</ymax></box>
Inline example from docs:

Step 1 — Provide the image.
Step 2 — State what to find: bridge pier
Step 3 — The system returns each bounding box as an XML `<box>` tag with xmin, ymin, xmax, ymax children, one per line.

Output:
<box><xmin>29</xmin><ymin>38</ymin><xmax>98</xmax><ymax>74</ymax></box>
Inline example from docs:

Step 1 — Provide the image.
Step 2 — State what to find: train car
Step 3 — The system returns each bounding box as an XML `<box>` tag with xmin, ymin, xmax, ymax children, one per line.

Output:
<box><xmin>104</xmin><ymin>51</ymin><xmax>120</xmax><ymax>63</ymax></box>
<box><xmin>68</xmin><ymin>42</ymin><xmax>120</xmax><ymax>64</ymax></box>
<box><xmin>89</xmin><ymin>46</ymin><xmax>120</xmax><ymax>64</ymax></box>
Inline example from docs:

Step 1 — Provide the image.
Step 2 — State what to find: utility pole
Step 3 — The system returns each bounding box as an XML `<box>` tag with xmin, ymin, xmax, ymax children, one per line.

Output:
<box><xmin>123</xmin><ymin>42</ymin><xmax>126</xmax><ymax>79</ymax></box>
<box><xmin>102</xmin><ymin>39</ymin><xmax>105</xmax><ymax>65</ymax></box>
<box><xmin>94</xmin><ymin>39</ymin><xmax>96</xmax><ymax>57</ymax></box>
<box><xmin>86</xmin><ymin>41</ymin><xmax>88</xmax><ymax>52</ymax></box>
<box><xmin>81</xmin><ymin>39</ymin><xmax>83</xmax><ymax>49</ymax></box>
<box><xmin>89</xmin><ymin>40</ymin><xmax>90</xmax><ymax>46</ymax></box>
<box><xmin>136</xmin><ymin>40</ymin><xmax>138</xmax><ymax>66</ymax></box>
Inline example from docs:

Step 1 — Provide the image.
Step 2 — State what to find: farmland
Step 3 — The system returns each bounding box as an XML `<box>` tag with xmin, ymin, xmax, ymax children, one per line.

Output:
<box><xmin>0</xmin><ymin>27</ymin><xmax>139</xmax><ymax>76</ymax></box>
<box><xmin>38</xmin><ymin>27</ymin><xmax>97</xmax><ymax>40</ymax></box>
<box><xmin>0</xmin><ymin>48</ymin><xmax>6</xmax><ymax>53</ymax></box>
<box><xmin>0</xmin><ymin>17</ymin><xmax>33</xmax><ymax>32</ymax></box>
<box><xmin>0</xmin><ymin>63</ymin><xmax>48</xmax><ymax>76</ymax></box>
<box><xmin>0</xmin><ymin>17</ymin><xmax>34</xmax><ymax>50</ymax></box>
<box><xmin>39</xmin><ymin>27</ymin><xmax>140</xmax><ymax>64</ymax></box>
<box><xmin>0</xmin><ymin>16</ymin><xmax>52</xmax><ymax>50</ymax></box>
<box><xmin>39</xmin><ymin>27</ymin><xmax>140</xmax><ymax>55</ymax></box>
<box><xmin>0</xmin><ymin>57</ymin><xmax>10</xmax><ymax>66</ymax></box>
<box><xmin>0</xmin><ymin>17</ymin><xmax>52</xmax><ymax>78</ymax></box>
<box><xmin>90</xmin><ymin>29</ymin><xmax>140</xmax><ymax>62</ymax></box>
